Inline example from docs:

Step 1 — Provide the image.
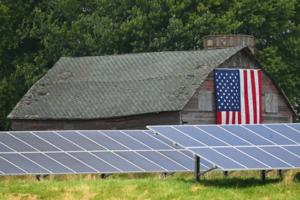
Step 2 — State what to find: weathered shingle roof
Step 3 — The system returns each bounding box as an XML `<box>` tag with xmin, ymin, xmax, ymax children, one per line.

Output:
<box><xmin>8</xmin><ymin>46</ymin><xmax>246</xmax><ymax>120</ymax></box>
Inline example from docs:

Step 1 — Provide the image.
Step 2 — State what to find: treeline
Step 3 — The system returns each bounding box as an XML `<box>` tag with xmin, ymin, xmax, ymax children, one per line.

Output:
<box><xmin>0</xmin><ymin>0</ymin><xmax>299</xmax><ymax>130</ymax></box>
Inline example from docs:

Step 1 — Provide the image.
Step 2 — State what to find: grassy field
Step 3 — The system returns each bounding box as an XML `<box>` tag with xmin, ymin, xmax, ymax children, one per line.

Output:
<box><xmin>0</xmin><ymin>171</ymin><xmax>300</xmax><ymax>200</ymax></box>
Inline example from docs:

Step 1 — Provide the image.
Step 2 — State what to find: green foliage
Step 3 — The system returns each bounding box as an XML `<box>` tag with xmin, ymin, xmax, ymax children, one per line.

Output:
<box><xmin>0</xmin><ymin>0</ymin><xmax>299</xmax><ymax>130</ymax></box>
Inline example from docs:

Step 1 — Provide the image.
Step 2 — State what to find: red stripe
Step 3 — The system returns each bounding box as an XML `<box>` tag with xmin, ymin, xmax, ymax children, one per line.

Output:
<box><xmin>226</xmin><ymin>112</ymin><xmax>230</xmax><ymax>124</ymax></box>
<box><xmin>250</xmin><ymin>70</ymin><xmax>257</xmax><ymax>124</ymax></box>
<box><xmin>216</xmin><ymin>112</ymin><xmax>222</xmax><ymax>124</ymax></box>
<box><xmin>238</xmin><ymin>112</ymin><xmax>242</xmax><ymax>124</ymax></box>
<box><xmin>232</xmin><ymin>112</ymin><xmax>236</xmax><ymax>124</ymax></box>
<box><xmin>258</xmin><ymin>70</ymin><xmax>262</xmax><ymax>123</ymax></box>
<box><xmin>243</xmin><ymin>70</ymin><xmax>250</xmax><ymax>124</ymax></box>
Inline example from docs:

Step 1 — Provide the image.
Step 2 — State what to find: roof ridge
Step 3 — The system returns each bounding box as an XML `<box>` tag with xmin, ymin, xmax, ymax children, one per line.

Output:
<box><xmin>60</xmin><ymin>46</ymin><xmax>243</xmax><ymax>59</ymax></box>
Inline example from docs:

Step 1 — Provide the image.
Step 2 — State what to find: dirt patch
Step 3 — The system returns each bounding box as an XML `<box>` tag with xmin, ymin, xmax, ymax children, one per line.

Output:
<box><xmin>190</xmin><ymin>185</ymin><xmax>203</xmax><ymax>193</ymax></box>
<box><xmin>121</xmin><ymin>184</ymin><xmax>137</xmax><ymax>193</ymax></box>
<box><xmin>8</xmin><ymin>194</ymin><xmax>38</xmax><ymax>200</ymax></box>
<box><xmin>262</xmin><ymin>196</ymin><xmax>271</xmax><ymax>200</ymax></box>
<box><xmin>61</xmin><ymin>185</ymin><xmax>96</xmax><ymax>200</ymax></box>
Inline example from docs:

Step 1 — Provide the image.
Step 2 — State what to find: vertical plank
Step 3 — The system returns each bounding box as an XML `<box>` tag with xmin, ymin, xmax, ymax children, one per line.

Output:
<box><xmin>265</xmin><ymin>94</ymin><xmax>271</xmax><ymax>112</ymax></box>
<box><xmin>265</xmin><ymin>93</ymin><xmax>278</xmax><ymax>113</ymax></box>
<box><xmin>271</xmin><ymin>94</ymin><xmax>278</xmax><ymax>113</ymax></box>
<box><xmin>198</xmin><ymin>91</ymin><xmax>213</xmax><ymax>111</ymax></box>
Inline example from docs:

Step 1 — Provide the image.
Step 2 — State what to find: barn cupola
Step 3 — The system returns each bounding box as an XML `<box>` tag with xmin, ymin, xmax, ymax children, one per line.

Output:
<box><xmin>203</xmin><ymin>34</ymin><xmax>255</xmax><ymax>54</ymax></box>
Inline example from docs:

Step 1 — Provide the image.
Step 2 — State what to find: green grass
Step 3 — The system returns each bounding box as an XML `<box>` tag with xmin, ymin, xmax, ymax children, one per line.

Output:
<box><xmin>0</xmin><ymin>171</ymin><xmax>300</xmax><ymax>200</ymax></box>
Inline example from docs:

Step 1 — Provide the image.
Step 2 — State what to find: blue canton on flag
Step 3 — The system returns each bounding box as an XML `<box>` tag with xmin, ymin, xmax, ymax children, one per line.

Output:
<box><xmin>215</xmin><ymin>70</ymin><xmax>241</xmax><ymax>112</ymax></box>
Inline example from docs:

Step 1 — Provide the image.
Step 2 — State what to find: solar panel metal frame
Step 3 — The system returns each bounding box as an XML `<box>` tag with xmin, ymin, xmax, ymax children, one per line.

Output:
<box><xmin>147</xmin><ymin>123</ymin><xmax>300</xmax><ymax>171</ymax></box>
<box><xmin>0</xmin><ymin>130</ymin><xmax>210</xmax><ymax>176</ymax></box>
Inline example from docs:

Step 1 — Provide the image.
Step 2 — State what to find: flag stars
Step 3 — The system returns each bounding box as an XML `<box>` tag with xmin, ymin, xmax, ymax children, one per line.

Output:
<box><xmin>214</xmin><ymin>69</ymin><xmax>241</xmax><ymax>112</ymax></box>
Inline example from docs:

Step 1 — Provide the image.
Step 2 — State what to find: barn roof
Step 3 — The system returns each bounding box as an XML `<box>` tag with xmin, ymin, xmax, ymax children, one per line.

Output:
<box><xmin>9</xmin><ymin>46</ymin><xmax>250</xmax><ymax>120</ymax></box>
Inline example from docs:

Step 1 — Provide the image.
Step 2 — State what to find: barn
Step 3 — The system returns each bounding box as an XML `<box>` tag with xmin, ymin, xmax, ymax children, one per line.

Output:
<box><xmin>8</xmin><ymin>35</ymin><xmax>296</xmax><ymax>131</ymax></box>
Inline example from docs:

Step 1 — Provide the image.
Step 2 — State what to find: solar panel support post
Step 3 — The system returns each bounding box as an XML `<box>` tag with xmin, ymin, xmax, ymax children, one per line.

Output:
<box><xmin>260</xmin><ymin>170</ymin><xmax>266</xmax><ymax>183</ymax></box>
<box><xmin>162</xmin><ymin>172</ymin><xmax>168</xmax><ymax>178</ymax></box>
<box><xmin>194</xmin><ymin>155</ymin><xmax>200</xmax><ymax>182</ymax></box>
<box><xmin>100</xmin><ymin>174</ymin><xmax>106</xmax><ymax>179</ymax></box>
<box><xmin>224</xmin><ymin>171</ymin><xmax>229</xmax><ymax>177</ymax></box>
<box><xmin>36</xmin><ymin>174</ymin><xmax>48</xmax><ymax>181</ymax></box>
<box><xmin>36</xmin><ymin>175</ymin><xmax>42</xmax><ymax>181</ymax></box>
<box><xmin>160</xmin><ymin>172</ymin><xmax>174</xmax><ymax>179</ymax></box>
<box><xmin>277</xmin><ymin>170</ymin><xmax>283</xmax><ymax>180</ymax></box>
<box><xmin>100</xmin><ymin>173</ymin><xmax>111</xmax><ymax>179</ymax></box>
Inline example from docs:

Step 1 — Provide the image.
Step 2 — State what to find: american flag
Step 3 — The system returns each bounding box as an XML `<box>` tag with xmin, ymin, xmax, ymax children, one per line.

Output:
<box><xmin>214</xmin><ymin>69</ymin><xmax>262</xmax><ymax>124</ymax></box>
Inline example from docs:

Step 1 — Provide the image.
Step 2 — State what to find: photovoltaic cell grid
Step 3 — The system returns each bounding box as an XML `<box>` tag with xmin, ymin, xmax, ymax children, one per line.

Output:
<box><xmin>148</xmin><ymin>123</ymin><xmax>300</xmax><ymax>171</ymax></box>
<box><xmin>0</xmin><ymin>130</ymin><xmax>212</xmax><ymax>175</ymax></box>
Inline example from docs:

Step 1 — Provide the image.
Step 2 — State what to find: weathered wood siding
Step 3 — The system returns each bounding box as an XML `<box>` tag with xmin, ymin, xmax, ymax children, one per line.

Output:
<box><xmin>11</xmin><ymin>111</ymin><xmax>180</xmax><ymax>131</ymax></box>
<box><xmin>261</xmin><ymin>73</ymin><xmax>293</xmax><ymax>123</ymax></box>
<box><xmin>180</xmin><ymin>50</ymin><xmax>293</xmax><ymax>124</ymax></box>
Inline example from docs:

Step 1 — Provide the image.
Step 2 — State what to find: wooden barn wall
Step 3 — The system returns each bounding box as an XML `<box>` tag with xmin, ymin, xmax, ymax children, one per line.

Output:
<box><xmin>11</xmin><ymin>111</ymin><xmax>180</xmax><ymax>131</ymax></box>
<box><xmin>180</xmin><ymin>51</ymin><xmax>293</xmax><ymax>124</ymax></box>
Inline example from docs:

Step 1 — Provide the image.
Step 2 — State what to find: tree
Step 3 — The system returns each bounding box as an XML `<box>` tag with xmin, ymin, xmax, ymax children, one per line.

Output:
<box><xmin>0</xmin><ymin>0</ymin><xmax>299</xmax><ymax>130</ymax></box>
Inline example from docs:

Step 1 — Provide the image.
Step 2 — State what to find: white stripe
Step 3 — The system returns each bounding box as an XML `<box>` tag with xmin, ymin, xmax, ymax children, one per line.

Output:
<box><xmin>247</xmin><ymin>70</ymin><xmax>254</xmax><ymax>124</ymax></box>
<box><xmin>254</xmin><ymin>70</ymin><xmax>260</xmax><ymax>123</ymax></box>
<box><xmin>239</xmin><ymin>70</ymin><xmax>246</xmax><ymax>124</ymax></box>
<box><xmin>221</xmin><ymin>112</ymin><xmax>226</xmax><ymax>124</ymax></box>
<box><xmin>229</xmin><ymin>111</ymin><xmax>233</xmax><ymax>124</ymax></box>
<box><xmin>235</xmin><ymin>112</ymin><xmax>239</xmax><ymax>124</ymax></box>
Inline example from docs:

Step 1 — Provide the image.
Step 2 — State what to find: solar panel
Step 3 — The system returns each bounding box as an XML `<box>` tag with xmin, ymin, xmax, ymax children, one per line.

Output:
<box><xmin>148</xmin><ymin>123</ymin><xmax>300</xmax><ymax>171</ymax></box>
<box><xmin>0</xmin><ymin>130</ymin><xmax>212</xmax><ymax>175</ymax></box>
<box><xmin>265</xmin><ymin>124</ymin><xmax>300</xmax><ymax>143</ymax></box>
<box><xmin>289</xmin><ymin>124</ymin><xmax>300</xmax><ymax>131</ymax></box>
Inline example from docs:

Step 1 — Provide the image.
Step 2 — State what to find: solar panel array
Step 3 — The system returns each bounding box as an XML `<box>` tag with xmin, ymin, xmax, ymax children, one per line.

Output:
<box><xmin>148</xmin><ymin>123</ymin><xmax>300</xmax><ymax>171</ymax></box>
<box><xmin>0</xmin><ymin>130</ymin><xmax>212</xmax><ymax>176</ymax></box>
<box><xmin>1</xmin><ymin>123</ymin><xmax>299</xmax><ymax>176</ymax></box>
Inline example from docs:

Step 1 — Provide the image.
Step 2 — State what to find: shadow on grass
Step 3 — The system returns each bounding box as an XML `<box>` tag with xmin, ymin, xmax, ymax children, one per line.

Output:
<box><xmin>176</xmin><ymin>177</ymin><xmax>281</xmax><ymax>188</ymax></box>
<box><xmin>293</xmin><ymin>172</ymin><xmax>300</xmax><ymax>182</ymax></box>
<box><xmin>200</xmin><ymin>177</ymin><xmax>281</xmax><ymax>188</ymax></box>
